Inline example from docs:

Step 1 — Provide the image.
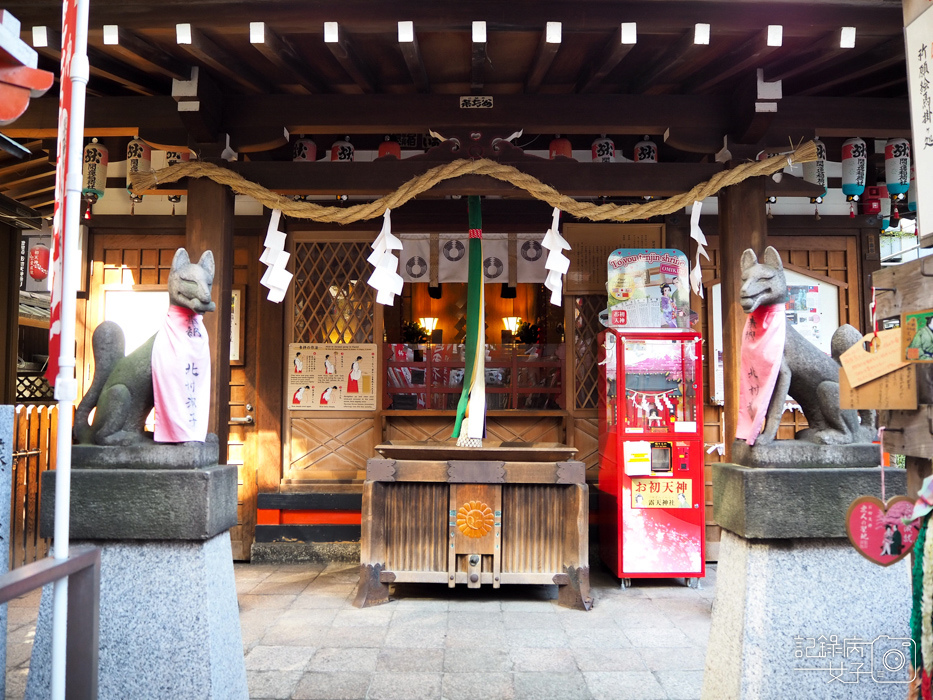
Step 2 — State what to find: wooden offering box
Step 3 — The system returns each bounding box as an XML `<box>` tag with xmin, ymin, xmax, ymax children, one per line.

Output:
<box><xmin>354</xmin><ymin>441</ymin><xmax>591</xmax><ymax>610</ymax></box>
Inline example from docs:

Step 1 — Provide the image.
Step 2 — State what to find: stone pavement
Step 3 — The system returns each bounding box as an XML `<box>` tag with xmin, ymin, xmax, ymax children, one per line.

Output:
<box><xmin>6</xmin><ymin>560</ymin><xmax>715</xmax><ymax>700</ymax></box>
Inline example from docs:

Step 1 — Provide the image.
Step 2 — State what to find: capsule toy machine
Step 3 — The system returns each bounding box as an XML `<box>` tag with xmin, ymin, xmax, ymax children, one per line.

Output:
<box><xmin>597</xmin><ymin>249</ymin><xmax>705</xmax><ymax>588</ymax></box>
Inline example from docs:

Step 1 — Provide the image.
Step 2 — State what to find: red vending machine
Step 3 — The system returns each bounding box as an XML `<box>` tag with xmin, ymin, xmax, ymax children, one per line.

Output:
<box><xmin>597</xmin><ymin>248</ymin><xmax>705</xmax><ymax>588</ymax></box>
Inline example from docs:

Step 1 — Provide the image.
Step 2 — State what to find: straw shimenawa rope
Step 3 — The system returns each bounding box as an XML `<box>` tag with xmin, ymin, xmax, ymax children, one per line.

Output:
<box><xmin>130</xmin><ymin>141</ymin><xmax>818</xmax><ymax>224</ymax></box>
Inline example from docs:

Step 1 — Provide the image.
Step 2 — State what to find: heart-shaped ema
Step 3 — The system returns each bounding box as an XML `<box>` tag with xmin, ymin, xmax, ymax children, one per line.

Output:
<box><xmin>845</xmin><ymin>496</ymin><xmax>921</xmax><ymax>567</ymax></box>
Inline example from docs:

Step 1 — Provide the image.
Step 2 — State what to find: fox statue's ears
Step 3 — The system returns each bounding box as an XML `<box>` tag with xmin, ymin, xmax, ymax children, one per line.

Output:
<box><xmin>170</xmin><ymin>247</ymin><xmax>215</xmax><ymax>280</ymax></box>
<box><xmin>740</xmin><ymin>246</ymin><xmax>784</xmax><ymax>271</ymax></box>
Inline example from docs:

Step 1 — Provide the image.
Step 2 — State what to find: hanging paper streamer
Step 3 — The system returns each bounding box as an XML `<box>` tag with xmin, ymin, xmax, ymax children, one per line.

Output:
<box><xmin>689</xmin><ymin>200</ymin><xmax>709</xmax><ymax>299</ymax></box>
<box><xmin>453</xmin><ymin>196</ymin><xmax>486</xmax><ymax>446</ymax></box>
<box><xmin>259</xmin><ymin>209</ymin><xmax>293</xmax><ymax>302</ymax></box>
<box><xmin>367</xmin><ymin>208</ymin><xmax>404</xmax><ymax>305</ymax></box>
<box><xmin>542</xmin><ymin>207</ymin><xmax>570</xmax><ymax>306</ymax></box>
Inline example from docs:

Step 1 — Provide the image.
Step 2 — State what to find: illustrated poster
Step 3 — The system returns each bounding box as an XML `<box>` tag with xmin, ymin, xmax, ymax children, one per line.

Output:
<box><xmin>288</xmin><ymin>343</ymin><xmax>377</xmax><ymax>410</ymax></box>
<box><xmin>630</xmin><ymin>478</ymin><xmax>693</xmax><ymax>509</ymax></box>
<box><xmin>606</xmin><ymin>249</ymin><xmax>690</xmax><ymax>329</ymax></box>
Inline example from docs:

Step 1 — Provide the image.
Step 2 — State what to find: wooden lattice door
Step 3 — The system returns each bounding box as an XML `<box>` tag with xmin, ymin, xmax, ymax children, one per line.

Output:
<box><xmin>287</xmin><ymin>236</ymin><xmax>382</xmax><ymax>481</ymax></box>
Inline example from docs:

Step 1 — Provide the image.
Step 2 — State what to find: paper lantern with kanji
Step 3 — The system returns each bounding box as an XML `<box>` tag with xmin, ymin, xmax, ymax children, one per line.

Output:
<box><xmin>126</xmin><ymin>137</ymin><xmax>151</xmax><ymax>203</ymax></box>
<box><xmin>909</xmin><ymin>164</ymin><xmax>917</xmax><ymax>212</ymax></box>
<box><xmin>634</xmin><ymin>138</ymin><xmax>658</xmax><ymax>163</ymax></box>
<box><xmin>378</xmin><ymin>136</ymin><xmax>401</xmax><ymax>159</ymax></box>
<box><xmin>802</xmin><ymin>139</ymin><xmax>827</xmax><ymax>196</ymax></box>
<box><xmin>331</xmin><ymin>137</ymin><xmax>355</xmax><ymax>162</ymax></box>
<box><xmin>293</xmin><ymin>136</ymin><xmax>317</xmax><ymax>162</ymax></box>
<box><xmin>549</xmin><ymin>136</ymin><xmax>572</xmax><ymax>159</ymax></box>
<box><xmin>884</xmin><ymin>138</ymin><xmax>910</xmax><ymax>197</ymax></box>
<box><xmin>82</xmin><ymin>138</ymin><xmax>108</xmax><ymax>204</ymax></box>
<box><xmin>591</xmin><ymin>135</ymin><xmax>614</xmax><ymax>163</ymax></box>
<box><xmin>841</xmin><ymin>137</ymin><xmax>867</xmax><ymax>197</ymax></box>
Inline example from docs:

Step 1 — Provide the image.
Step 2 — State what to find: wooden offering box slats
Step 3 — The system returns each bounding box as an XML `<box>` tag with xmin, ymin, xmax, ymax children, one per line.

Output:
<box><xmin>354</xmin><ymin>441</ymin><xmax>592</xmax><ymax>610</ymax></box>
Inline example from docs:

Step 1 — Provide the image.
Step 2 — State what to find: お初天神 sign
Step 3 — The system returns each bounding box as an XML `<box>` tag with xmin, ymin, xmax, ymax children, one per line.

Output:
<box><xmin>287</xmin><ymin>344</ymin><xmax>377</xmax><ymax>411</ymax></box>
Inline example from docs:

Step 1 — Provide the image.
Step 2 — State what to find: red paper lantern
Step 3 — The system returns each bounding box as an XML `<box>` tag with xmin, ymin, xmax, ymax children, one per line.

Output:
<box><xmin>378</xmin><ymin>137</ymin><xmax>401</xmax><ymax>159</ymax></box>
<box><xmin>28</xmin><ymin>243</ymin><xmax>50</xmax><ymax>281</ymax></box>
<box><xmin>549</xmin><ymin>136</ymin><xmax>572</xmax><ymax>159</ymax></box>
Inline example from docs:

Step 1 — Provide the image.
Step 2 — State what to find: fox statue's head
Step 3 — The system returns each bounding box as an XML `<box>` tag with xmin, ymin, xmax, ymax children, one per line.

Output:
<box><xmin>168</xmin><ymin>248</ymin><xmax>216</xmax><ymax>314</ymax></box>
<box><xmin>739</xmin><ymin>246</ymin><xmax>789</xmax><ymax>314</ymax></box>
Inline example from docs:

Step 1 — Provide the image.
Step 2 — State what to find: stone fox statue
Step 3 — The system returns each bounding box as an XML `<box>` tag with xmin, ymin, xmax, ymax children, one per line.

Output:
<box><xmin>739</xmin><ymin>246</ymin><xmax>875</xmax><ymax>445</ymax></box>
<box><xmin>74</xmin><ymin>248</ymin><xmax>216</xmax><ymax>446</ymax></box>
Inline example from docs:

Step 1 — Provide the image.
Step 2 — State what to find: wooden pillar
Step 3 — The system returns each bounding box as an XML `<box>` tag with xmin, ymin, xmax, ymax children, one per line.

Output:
<box><xmin>719</xmin><ymin>175</ymin><xmax>768</xmax><ymax>462</ymax></box>
<box><xmin>256</xmin><ymin>212</ymin><xmax>284</xmax><ymax>492</ymax></box>
<box><xmin>0</xmin><ymin>224</ymin><xmax>21</xmax><ymax>403</ymax></box>
<box><xmin>185</xmin><ymin>177</ymin><xmax>234</xmax><ymax>460</ymax></box>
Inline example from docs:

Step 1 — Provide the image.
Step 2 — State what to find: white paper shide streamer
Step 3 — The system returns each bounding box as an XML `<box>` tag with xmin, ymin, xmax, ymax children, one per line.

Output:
<box><xmin>689</xmin><ymin>200</ymin><xmax>709</xmax><ymax>299</ymax></box>
<box><xmin>367</xmin><ymin>208</ymin><xmax>404</xmax><ymax>305</ymax></box>
<box><xmin>541</xmin><ymin>207</ymin><xmax>571</xmax><ymax>305</ymax></box>
<box><xmin>260</xmin><ymin>209</ymin><xmax>293</xmax><ymax>303</ymax></box>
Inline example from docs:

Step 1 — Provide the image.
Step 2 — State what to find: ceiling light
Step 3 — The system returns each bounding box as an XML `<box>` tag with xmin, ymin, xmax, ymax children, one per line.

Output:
<box><xmin>473</xmin><ymin>21</ymin><xmax>486</xmax><ymax>43</ymax></box>
<box><xmin>767</xmin><ymin>25</ymin><xmax>783</xmax><ymax>47</ymax></box>
<box><xmin>840</xmin><ymin>26</ymin><xmax>856</xmax><ymax>49</ymax></box>
<box><xmin>694</xmin><ymin>23</ymin><xmax>710</xmax><ymax>45</ymax></box>
<box><xmin>31</xmin><ymin>26</ymin><xmax>48</xmax><ymax>48</ymax></box>
<box><xmin>620</xmin><ymin>22</ymin><xmax>637</xmax><ymax>45</ymax></box>
<box><xmin>249</xmin><ymin>22</ymin><xmax>265</xmax><ymax>44</ymax></box>
<box><xmin>398</xmin><ymin>21</ymin><xmax>414</xmax><ymax>43</ymax></box>
<box><xmin>103</xmin><ymin>25</ymin><xmax>118</xmax><ymax>45</ymax></box>
<box><xmin>546</xmin><ymin>22</ymin><xmax>561</xmax><ymax>44</ymax></box>
<box><xmin>176</xmin><ymin>23</ymin><xmax>192</xmax><ymax>45</ymax></box>
<box><xmin>324</xmin><ymin>22</ymin><xmax>339</xmax><ymax>44</ymax></box>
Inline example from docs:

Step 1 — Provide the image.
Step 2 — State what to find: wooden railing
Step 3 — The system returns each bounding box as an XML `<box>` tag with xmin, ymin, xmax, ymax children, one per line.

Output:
<box><xmin>11</xmin><ymin>404</ymin><xmax>56</xmax><ymax>569</ymax></box>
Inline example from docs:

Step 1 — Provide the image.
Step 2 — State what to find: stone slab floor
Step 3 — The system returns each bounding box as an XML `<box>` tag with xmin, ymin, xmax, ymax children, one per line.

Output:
<box><xmin>4</xmin><ymin>561</ymin><xmax>715</xmax><ymax>700</ymax></box>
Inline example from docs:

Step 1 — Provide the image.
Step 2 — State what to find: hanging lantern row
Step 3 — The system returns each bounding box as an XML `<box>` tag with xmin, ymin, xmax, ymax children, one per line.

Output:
<box><xmin>547</xmin><ymin>135</ymin><xmax>659</xmax><ymax>163</ymax></box>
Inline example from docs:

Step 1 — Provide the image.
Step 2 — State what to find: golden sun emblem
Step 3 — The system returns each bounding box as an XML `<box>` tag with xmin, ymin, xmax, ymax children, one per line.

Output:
<box><xmin>456</xmin><ymin>500</ymin><xmax>495</xmax><ymax>538</ymax></box>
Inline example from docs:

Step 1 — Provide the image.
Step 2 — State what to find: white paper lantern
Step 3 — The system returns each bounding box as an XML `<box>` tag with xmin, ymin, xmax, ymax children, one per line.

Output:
<box><xmin>634</xmin><ymin>137</ymin><xmax>658</xmax><ymax>163</ymax></box>
<box><xmin>801</xmin><ymin>139</ymin><xmax>826</xmax><ymax>196</ymax></box>
<box><xmin>165</xmin><ymin>149</ymin><xmax>190</xmax><ymax>167</ymax></box>
<box><xmin>591</xmin><ymin>135</ymin><xmax>614</xmax><ymax>163</ymax></box>
<box><xmin>330</xmin><ymin>136</ymin><xmax>354</xmax><ymax>162</ymax></box>
<box><xmin>293</xmin><ymin>136</ymin><xmax>317</xmax><ymax>162</ymax></box>
<box><xmin>884</xmin><ymin>138</ymin><xmax>910</xmax><ymax>196</ymax></box>
<box><xmin>126</xmin><ymin>137</ymin><xmax>151</xmax><ymax>203</ymax></box>
<box><xmin>841</xmin><ymin>137</ymin><xmax>866</xmax><ymax>197</ymax></box>
<box><xmin>82</xmin><ymin>138</ymin><xmax>108</xmax><ymax>204</ymax></box>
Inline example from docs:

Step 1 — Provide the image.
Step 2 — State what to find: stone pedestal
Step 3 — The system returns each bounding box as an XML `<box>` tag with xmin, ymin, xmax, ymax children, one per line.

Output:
<box><xmin>26</xmin><ymin>463</ymin><xmax>247</xmax><ymax>700</ymax></box>
<box><xmin>702</xmin><ymin>464</ymin><xmax>913</xmax><ymax>700</ymax></box>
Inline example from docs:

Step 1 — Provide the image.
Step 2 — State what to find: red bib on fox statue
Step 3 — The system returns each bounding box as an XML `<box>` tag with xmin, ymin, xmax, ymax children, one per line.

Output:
<box><xmin>152</xmin><ymin>305</ymin><xmax>211</xmax><ymax>442</ymax></box>
<box><xmin>736</xmin><ymin>304</ymin><xmax>786</xmax><ymax>445</ymax></box>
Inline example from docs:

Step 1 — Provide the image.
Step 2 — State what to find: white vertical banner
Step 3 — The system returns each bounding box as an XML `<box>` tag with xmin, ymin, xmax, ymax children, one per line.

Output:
<box><xmin>906</xmin><ymin>10</ymin><xmax>933</xmax><ymax>241</ymax></box>
<box><xmin>516</xmin><ymin>233</ymin><xmax>547</xmax><ymax>283</ymax></box>
<box><xmin>438</xmin><ymin>233</ymin><xmax>468</xmax><ymax>282</ymax></box>
<box><xmin>399</xmin><ymin>234</ymin><xmax>431</xmax><ymax>282</ymax></box>
<box><xmin>481</xmin><ymin>233</ymin><xmax>508</xmax><ymax>283</ymax></box>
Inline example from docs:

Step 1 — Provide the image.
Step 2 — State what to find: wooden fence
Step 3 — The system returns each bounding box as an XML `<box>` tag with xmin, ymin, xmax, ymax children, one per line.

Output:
<box><xmin>10</xmin><ymin>404</ymin><xmax>56</xmax><ymax>569</ymax></box>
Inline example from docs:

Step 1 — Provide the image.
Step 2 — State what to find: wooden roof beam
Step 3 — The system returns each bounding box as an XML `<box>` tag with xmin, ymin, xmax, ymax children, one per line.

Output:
<box><xmin>174</xmin><ymin>23</ymin><xmax>268</xmax><ymax>94</ymax></box>
<box><xmin>793</xmin><ymin>37</ymin><xmax>905</xmax><ymax>96</ymax></box>
<box><xmin>397</xmin><ymin>21</ymin><xmax>429</xmax><ymax>94</ymax></box>
<box><xmin>629</xmin><ymin>27</ymin><xmax>703</xmax><ymax>94</ymax></box>
<box><xmin>471</xmin><ymin>21</ymin><xmax>487</xmax><ymax>94</ymax></box>
<box><xmin>101</xmin><ymin>25</ymin><xmax>190</xmax><ymax>81</ymax></box>
<box><xmin>323</xmin><ymin>21</ymin><xmax>375</xmax><ymax>93</ymax></box>
<box><xmin>576</xmin><ymin>23</ymin><xmax>637</xmax><ymax>93</ymax></box>
<box><xmin>172</xmin><ymin>66</ymin><xmax>223</xmax><ymax>144</ymax></box>
<box><xmin>685</xmin><ymin>29</ymin><xmax>782</xmax><ymax>94</ymax></box>
<box><xmin>524</xmin><ymin>22</ymin><xmax>561</xmax><ymax>94</ymax></box>
<box><xmin>32</xmin><ymin>25</ymin><xmax>167</xmax><ymax>96</ymax></box>
<box><xmin>764</xmin><ymin>31</ymin><xmax>851</xmax><ymax>83</ymax></box>
<box><xmin>249</xmin><ymin>22</ymin><xmax>325</xmax><ymax>95</ymax></box>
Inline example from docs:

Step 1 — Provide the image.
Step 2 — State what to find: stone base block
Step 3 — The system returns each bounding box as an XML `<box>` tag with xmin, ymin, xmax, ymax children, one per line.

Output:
<box><xmin>702</xmin><ymin>531</ymin><xmax>912</xmax><ymax>700</ymax></box>
<box><xmin>250</xmin><ymin>540</ymin><xmax>360</xmax><ymax>564</ymax></box>
<box><xmin>71</xmin><ymin>434</ymin><xmax>219</xmax><ymax>469</ymax></box>
<box><xmin>40</xmin><ymin>464</ymin><xmax>237</xmax><ymax>540</ymax></box>
<box><xmin>713</xmin><ymin>463</ymin><xmax>906</xmax><ymax>539</ymax></box>
<box><xmin>26</xmin><ymin>534</ymin><xmax>247</xmax><ymax>700</ymax></box>
<box><xmin>732</xmin><ymin>439</ymin><xmax>880</xmax><ymax>469</ymax></box>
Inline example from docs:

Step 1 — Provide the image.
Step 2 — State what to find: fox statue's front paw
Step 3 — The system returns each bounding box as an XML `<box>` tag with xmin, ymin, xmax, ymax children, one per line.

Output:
<box><xmin>812</xmin><ymin>428</ymin><xmax>851</xmax><ymax>446</ymax></box>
